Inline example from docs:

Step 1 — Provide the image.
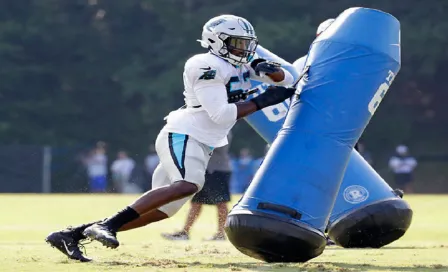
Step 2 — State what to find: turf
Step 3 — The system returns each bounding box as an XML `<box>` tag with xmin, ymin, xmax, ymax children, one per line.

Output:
<box><xmin>0</xmin><ymin>194</ymin><xmax>447</xmax><ymax>272</ymax></box>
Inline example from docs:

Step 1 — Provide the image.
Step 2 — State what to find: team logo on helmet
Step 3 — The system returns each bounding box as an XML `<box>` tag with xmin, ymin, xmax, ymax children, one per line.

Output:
<box><xmin>343</xmin><ymin>185</ymin><xmax>369</xmax><ymax>204</ymax></box>
<box><xmin>206</xmin><ymin>19</ymin><xmax>226</xmax><ymax>31</ymax></box>
<box><xmin>237</xmin><ymin>18</ymin><xmax>254</xmax><ymax>35</ymax></box>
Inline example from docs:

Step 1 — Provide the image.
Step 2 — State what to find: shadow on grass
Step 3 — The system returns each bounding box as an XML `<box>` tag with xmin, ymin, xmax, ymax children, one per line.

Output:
<box><xmin>98</xmin><ymin>259</ymin><xmax>447</xmax><ymax>272</ymax></box>
<box><xmin>317</xmin><ymin>262</ymin><xmax>446</xmax><ymax>272</ymax></box>
<box><xmin>324</xmin><ymin>245</ymin><xmax>435</xmax><ymax>250</ymax></box>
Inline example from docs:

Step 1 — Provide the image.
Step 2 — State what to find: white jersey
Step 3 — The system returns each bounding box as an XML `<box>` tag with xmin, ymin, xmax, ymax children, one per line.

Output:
<box><xmin>163</xmin><ymin>52</ymin><xmax>294</xmax><ymax>147</ymax></box>
<box><xmin>293</xmin><ymin>55</ymin><xmax>307</xmax><ymax>73</ymax></box>
<box><xmin>389</xmin><ymin>156</ymin><xmax>417</xmax><ymax>174</ymax></box>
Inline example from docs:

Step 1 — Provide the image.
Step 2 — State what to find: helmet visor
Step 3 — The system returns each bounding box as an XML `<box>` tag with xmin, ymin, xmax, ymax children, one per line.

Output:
<box><xmin>225</xmin><ymin>36</ymin><xmax>258</xmax><ymax>57</ymax></box>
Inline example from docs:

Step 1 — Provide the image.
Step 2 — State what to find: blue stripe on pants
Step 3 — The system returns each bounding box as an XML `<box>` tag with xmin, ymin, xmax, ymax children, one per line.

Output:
<box><xmin>171</xmin><ymin>133</ymin><xmax>187</xmax><ymax>168</ymax></box>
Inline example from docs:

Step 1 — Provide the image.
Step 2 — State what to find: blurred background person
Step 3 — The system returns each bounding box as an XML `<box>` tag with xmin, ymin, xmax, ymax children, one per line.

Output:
<box><xmin>252</xmin><ymin>144</ymin><xmax>270</xmax><ymax>175</ymax></box>
<box><xmin>388</xmin><ymin>145</ymin><xmax>418</xmax><ymax>193</ymax></box>
<box><xmin>230</xmin><ymin>148</ymin><xmax>255</xmax><ymax>194</ymax></box>
<box><xmin>83</xmin><ymin>141</ymin><xmax>108</xmax><ymax>193</ymax></box>
<box><xmin>144</xmin><ymin>144</ymin><xmax>159</xmax><ymax>190</ymax></box>
<box><xmin>355</xmin><ymin>142</ymin><xmax>374</xmax><ymax>166</ymax></box>
<box><xmin>110</xmin><ymin>150</ymin><xmax>138</xmax><ymax>193</ymax></box>
<box><xmin>161</xmin><ymin>133</ymin><xmax>233</xmax><ymax>241</ymax></box>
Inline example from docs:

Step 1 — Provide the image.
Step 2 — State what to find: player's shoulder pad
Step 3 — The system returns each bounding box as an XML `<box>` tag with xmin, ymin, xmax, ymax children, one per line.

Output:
<box><xmin>185</xmin><ymin>53</ymin><xmax>230</xmax><ymax>81</ymax></box>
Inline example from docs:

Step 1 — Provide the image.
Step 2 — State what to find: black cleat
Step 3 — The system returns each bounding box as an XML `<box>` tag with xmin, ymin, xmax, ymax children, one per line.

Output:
<box><xmin>45</xmin><ymin>230</ymin><xmax>92</xmax><ymax>262</ymax></box>
<box><xmin>83</xmin><ymin>223</ymin><xmax>119</xmax><ymax>249</ymax></box>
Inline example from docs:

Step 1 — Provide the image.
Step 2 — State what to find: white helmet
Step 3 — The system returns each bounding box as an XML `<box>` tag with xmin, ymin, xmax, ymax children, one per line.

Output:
<box><xmin>316</xmin><ymin>18</ymin><xmax>335</xmax><ymax>36</ymax></box>
<box><xmin>198</xmin><ymin>14</ymin><xmax>258</xmax><ymax>66</ymax></box>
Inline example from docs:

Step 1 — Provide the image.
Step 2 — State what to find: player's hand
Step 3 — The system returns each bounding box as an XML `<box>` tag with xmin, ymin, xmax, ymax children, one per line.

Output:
<box><xmin>250</xmin><ymin>86</ymin><xmax>295</xmax><ymax>110</ymax></box>
<box><xmin>251</xmin><ymin>59</ymin><xmax>282</xmax><ymax>76</ymax></box>
<box><xmin>228</xmin><ymin>90</ymin><xmax>248</xmax><ymax>103</ymax></box>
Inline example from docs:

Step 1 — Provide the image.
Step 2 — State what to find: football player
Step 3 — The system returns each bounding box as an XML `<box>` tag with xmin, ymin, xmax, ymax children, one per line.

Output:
<box><xmin>46</xmin><ymin>14</ymin><xmax>296</xmax><ymax>261</ymax></box>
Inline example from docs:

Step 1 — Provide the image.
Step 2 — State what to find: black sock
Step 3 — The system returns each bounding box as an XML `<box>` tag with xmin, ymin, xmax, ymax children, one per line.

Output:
<box><xmin>103</xmin><ymin>206</ymin><xmax>140</xmax><ymax>232</ymax></box>
<box><xmin>68</xmin><ymin>222</ymin><xmax>98</xmax><ymax>241</ymax></box>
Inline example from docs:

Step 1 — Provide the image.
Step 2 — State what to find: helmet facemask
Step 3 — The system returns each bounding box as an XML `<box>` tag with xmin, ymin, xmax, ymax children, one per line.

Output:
<box><xmin>218</xmin><ymin>33</ymin><xmax>258</xmax><ymax>65</ymax></box>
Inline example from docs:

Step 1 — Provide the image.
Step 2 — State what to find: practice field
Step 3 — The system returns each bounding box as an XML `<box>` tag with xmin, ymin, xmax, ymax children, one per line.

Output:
<box><xmin>0</xmin><ymin>194</ymin><xmax>447</xmax><ymax>272</ymax></box>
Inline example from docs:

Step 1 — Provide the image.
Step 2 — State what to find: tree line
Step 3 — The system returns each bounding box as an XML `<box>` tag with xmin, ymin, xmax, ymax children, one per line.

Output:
<box><xmin>0</xmin><ymin>0</ymin><xmax>447</xmax><ymax>159</ymax></box>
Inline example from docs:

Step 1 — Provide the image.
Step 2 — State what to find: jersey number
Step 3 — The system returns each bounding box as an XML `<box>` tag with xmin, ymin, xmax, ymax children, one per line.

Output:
<box><xmin>226</xmin><ymin>72</ymin><xmax>250</xmax><ymax>93</ymax></box>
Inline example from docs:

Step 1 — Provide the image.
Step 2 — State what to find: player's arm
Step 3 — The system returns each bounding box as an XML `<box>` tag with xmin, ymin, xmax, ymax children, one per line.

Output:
<box><xmin>191</xmin><ymin>61</ymin><xmax>295</xmax><ymax>124</ymax></box>
<box><xmin>196</xmin><ymin>83</ymin><xmax>295</xmax><ymax>123</ymax></box>
<box><xmin>195</xmin><ymin>83</ymin><xmax>257</xmax><ymax>123</ymax></box>
<box><xmin>189</xmin><ymin>63</ymin><xmax>238</xmax><ymax>125</ymax></box>
<box><xmin>193</xmin><ymin>76</ymin><xmax>293</xmax><ymax>124</ymax></box>
<box><xmin>249</xmin><ymin>58</ymin><xmax>294</xmax><ymax>86</ymax></box>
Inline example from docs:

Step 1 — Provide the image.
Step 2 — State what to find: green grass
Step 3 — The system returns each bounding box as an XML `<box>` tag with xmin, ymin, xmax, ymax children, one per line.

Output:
<box><xmin>0</xmin><ymin>194</ymin><xmax>447</xmax><ymax>272</ymax></box>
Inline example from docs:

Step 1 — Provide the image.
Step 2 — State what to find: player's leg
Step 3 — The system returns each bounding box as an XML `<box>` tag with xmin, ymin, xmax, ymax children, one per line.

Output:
<box><xmin>161</xmin><ymin>203</ymin><xmax>202</xmax><ymax>240</ymax></box>
<box><xmin>47</xmin><ymin>208</ymin><xmax>167</xmax><ymax>261</ymax></box>
<box><xmin>120</xmin><ymin>161</ymin><xmax>206</xmax><ymax>233</ymax></box>
<box><xmin>198</xmin><ymin>201</ymin><xmax>229</xmax><ymax>241</ymax></box>
<box><xmin>89</xmin><ymin>175</ymin><xmax>106</xmax><ymax>193</ymax></box>
<box><xmin>163</xmin><ymin>169</ymin><xmax>231</xmax><ymax>241</ymax></box>
<box><xmin>45</xmin><ymin>147</ymin><xmax>187</xmax><ymax>260</ymax></box>
<box><xmin>184</xmin><ymin>203</ymin><xmax>203</xmax><ymax>233</ymax></box>
<box><xmin>119</xmin><ymin>209</ymin><xmax>168</xmax><ymax>231</ymax></box>
<box><xmin>215</xmin><ymin>202</ymin><xmax>228</xmax><ymax>238</ymax></box>
<box><xmin>115</xmin><ymin>193</ymin><xmax>197</xmax><ymax>233</ymax></box>
<box><xmin>161</xmin><ymin>202</ymin><xmax>203</xmax><ymax>240</ymax></box>
<box><xmin>83</xmin><ymin>171</ymin><xmax>197</xmax><ymax>248</ymax></box>
<box><xmin>184</xmin><ymin>202</ymin><xmax>202</xmax><ymax>233</ymax></box>
<box><xmin>83</xmin><ymin>187</ymin><xmax>196</xmax><ymax>248</ymax></box>
<box><xmin>45</xmin><ymin>208</ymin><xmax>167</xmax><ymax>260</ymax></box>
<box><xmin>402</xmin><ymin>173</ymin><xmax>413</xmax><ymax>194</ymax></box>
<box><xmin>46</xmin><ymin>186</ymin><xmax>187</xmax><ymax>257</ymax></box>
<box><xmin>162</xmin><ymin>171</ymin><xmax>219</xmax><ymax>240</ymax></box>
<box><xmin>395</xmin><ymin>173</ymin><xmax>412</xmax><ymax>194</ymax></box>
<box><xmin>119</xmin><ymin>164</ymin><xmax>184</xmax><ymax>232</ymax></box>
<box><xmin>206</xmin><ymin>170</ymin><xmax>231</xmax><ymax>240</ymax></box>
<box><xmin>83</xmin><ymin>132</ymin><xmax>211</xmax><ymax>248</ymax></box>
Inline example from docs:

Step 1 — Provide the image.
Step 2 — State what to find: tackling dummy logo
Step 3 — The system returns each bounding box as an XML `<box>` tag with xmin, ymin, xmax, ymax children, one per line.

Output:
<box><xmin>343</xmin><ymin>185</ymin><xmax>369</xmax><ymax>204</ymax></box>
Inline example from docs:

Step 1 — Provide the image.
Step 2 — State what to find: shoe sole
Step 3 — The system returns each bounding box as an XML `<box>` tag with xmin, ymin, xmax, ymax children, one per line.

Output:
<box><xmin>83</xmin><ymin>228</ymin><xmax>119</xmax><ymax>249</ymax></box>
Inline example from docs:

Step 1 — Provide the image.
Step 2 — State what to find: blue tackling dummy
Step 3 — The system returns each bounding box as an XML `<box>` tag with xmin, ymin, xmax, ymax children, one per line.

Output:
<box><xmin>225</xmin><ymin>7</ymin><xmax>411</xmax><ymax>262</ymax></box>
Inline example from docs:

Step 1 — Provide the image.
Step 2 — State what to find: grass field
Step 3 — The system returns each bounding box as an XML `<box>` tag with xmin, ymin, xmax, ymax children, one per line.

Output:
<box><xmin>0</xmin><ymin>194</ymin><xmax>447</xmax><ymax>272</ymax></box>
